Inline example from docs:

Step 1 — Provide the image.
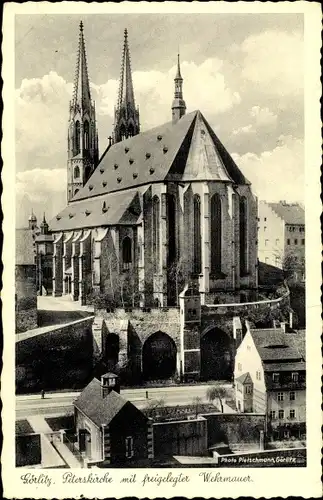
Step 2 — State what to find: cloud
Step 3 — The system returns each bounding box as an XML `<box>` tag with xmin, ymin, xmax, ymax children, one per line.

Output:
<box><xmin>232</xmin><ymin>124</ymin><xmax>255</xmax><ymax>136</ymax></box>
<box><xmin>249</xmin><ymin>106</ymin><xmax>277</xmax><ymax>127</ymax></box>
<box><xmin>240</xmin><ymin>31</ymin><xmax>303</xmax><ymax>97</ymax></box>
<box><xmin>16</xmin><ymin>167</ymin><xmax>67</xmax><ymax>202</ymax></box>
<box><xmin>232</xmin><ymin>135</ymin><xmax>304</xmax><ymax>202</ymax></box>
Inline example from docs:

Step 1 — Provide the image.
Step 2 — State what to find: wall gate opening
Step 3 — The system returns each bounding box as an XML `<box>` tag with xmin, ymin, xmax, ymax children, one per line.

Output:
<box><xmin>142</xmin><ymin>331</ymin><xmax>177</xmax><ymax>380</ymax></box>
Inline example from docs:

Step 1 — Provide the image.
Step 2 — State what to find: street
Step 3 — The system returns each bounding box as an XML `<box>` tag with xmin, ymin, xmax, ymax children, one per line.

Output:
<box><xmin>16</xmin><ymin>381</ymin><xmax>234</xmax><ymax>418</ymax></box>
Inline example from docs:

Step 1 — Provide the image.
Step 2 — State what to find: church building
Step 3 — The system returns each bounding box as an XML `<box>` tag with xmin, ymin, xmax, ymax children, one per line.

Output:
<box><xmin>48</xmin><ymin>22</ymin><xmax>258</xmax><ymax>310</ymax></box>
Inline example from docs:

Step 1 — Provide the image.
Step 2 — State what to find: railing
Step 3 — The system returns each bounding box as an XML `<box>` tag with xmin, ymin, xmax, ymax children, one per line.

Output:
<box><xmin>205</xmin><ymin>286</ymin><xmax>290</xmax><ymax>312</ymax></box>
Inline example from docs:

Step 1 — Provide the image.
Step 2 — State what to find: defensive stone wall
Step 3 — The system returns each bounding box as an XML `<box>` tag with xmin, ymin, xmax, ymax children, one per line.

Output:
<box><xmin>16</xmin><ymin>317</ymin><xmax>94</xmax><ymax>393</ymax></box>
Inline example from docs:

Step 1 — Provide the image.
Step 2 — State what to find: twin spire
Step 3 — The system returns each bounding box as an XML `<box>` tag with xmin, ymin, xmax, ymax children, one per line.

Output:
<box><xmin>71</xmin><ymin>22</ymin><xmax>186</xmax><ymax>145</ymax></box>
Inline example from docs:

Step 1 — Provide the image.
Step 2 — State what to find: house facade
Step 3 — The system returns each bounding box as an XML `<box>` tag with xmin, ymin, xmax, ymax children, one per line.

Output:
<box><xmin>258</xmin><ymin>200</ymin><xmax>305</xmax><ymax>272</ymax></box>
<box><xmin>234</xmin><ymin>325</ymin><xmax>306</xmax><ymax>439</ymax></box>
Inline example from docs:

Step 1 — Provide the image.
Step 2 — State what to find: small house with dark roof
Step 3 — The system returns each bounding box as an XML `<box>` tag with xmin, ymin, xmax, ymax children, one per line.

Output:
<box><xmin>73</xmin><ymin>373</ymin><xmax>153</xmax><ymax>466</ymax></box>
<box><xmin>234</xmin><ymin>323</ymin><xmax>306</xmax><ymax>439</ymax></box>
<box><xmin>258</xmin><ymin>200</ymin><xmax>305</xmax><ymax>273</ymax></box>
<box><xmin>15</xmin><ymin>227</ymin><xmax>38</xmax><ymax>332</ymax></box>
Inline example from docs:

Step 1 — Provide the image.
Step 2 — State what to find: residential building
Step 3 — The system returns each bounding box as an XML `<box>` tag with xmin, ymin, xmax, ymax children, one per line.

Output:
<box><xmin>258</xmin><ymin>200</ymin><xmax>305</xmax><ymax>271</ymax></box>
<box><xmin>73</xmin><ymin>373</ymin><xmax>153</xmax><ymax>465</ymax></box>
<box><xmin>234</xmin><ymin>324</ymin><xmax>306</xmax><ymax>439</ymax></box>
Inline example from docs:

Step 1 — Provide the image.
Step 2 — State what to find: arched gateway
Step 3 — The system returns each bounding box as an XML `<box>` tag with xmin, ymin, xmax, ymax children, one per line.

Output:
<box><xmin>142</xmin><ymin>331</ymin><xmax>177</xmax><ymax>380</ymax></box>
<box><xmin>200</xmin><ymin>327</ymin><xmax>232</xmax><ymax>381</ymax></box>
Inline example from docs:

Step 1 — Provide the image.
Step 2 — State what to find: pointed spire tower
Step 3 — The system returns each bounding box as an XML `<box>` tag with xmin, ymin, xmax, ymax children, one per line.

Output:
<box><xmin>172</xmin><ymin>53</ymin><xmax>186</xmax><ymax>123</ymax></box>
<box><xmin>67</xmin><ymin>21</ymin><xmax>99</xmax><ymax>203</ymax></box>
<box><xmin>113</xmin><ymin>29</ymin><xmax>140</xmax><ymax>143</ymax></box>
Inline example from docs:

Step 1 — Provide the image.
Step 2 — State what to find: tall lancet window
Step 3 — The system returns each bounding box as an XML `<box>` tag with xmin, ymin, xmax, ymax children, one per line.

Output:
<box><xmin>239</xmin><ymin>197</ymin><xmax>248</xmax><ymax>275</ymax></box>
<box><xmin>84</xmin><ymin>121</ymin><xmax>89</xmax><ymax>151</ymax></box>
<box><xmin>193</xmin><ymin>195</ymin><xmax>202</xmax><ymax>274</ymax></box>
<box><xmin>122</xmin><ymin>236</ymin><xmax>132</xmax><ymax>270</ymax></box>
<box><xmin>152</xmin><ymin>196</ymin><xmax>160</xmax><ymax>273</ymax></box>
<box><xmin>210</xmin><ymin>193</ymin><xmax>222</xmax><ymax>274</ymax></box>
<box><xmin>74</xmin><ymin>121</ymin><xmax>81</xmax><ymax>155</ymax></box>
<box><xmin>167</xmin><ymin>194</ymin><xmax>176</xmax><ymax>265</ymax></box>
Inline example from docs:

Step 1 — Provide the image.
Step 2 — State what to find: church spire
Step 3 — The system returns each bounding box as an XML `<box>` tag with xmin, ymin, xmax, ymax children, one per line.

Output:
<box><xmin>172</xmin><ymin>52</ymin><xmax>186</xmax><ymax>123</ymax></box>
<box><xmin>67</xmin><ymin>22</ymin><xmax>99</xmax><ymax>203</ymax></box>
<box><xmin>114</xmin><ymin>29</ymin><xmax>140</xmax><ymax>143</ymax></box>
<box><xmin>71</xmin><ymin>20</ymin><xmax>91</xmax><ymax>110</ymax></box>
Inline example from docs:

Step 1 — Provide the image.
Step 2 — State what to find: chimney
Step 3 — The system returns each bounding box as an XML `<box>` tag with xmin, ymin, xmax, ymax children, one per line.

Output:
<box><xmin>100</xmin><ymin>373</ymin><xmax>120</xmax><ymax>398</ymax></box>
<box><xmin>280</xmin><ymin>322</ymin><xmax>286</xmax><ymax>333</ymax></box>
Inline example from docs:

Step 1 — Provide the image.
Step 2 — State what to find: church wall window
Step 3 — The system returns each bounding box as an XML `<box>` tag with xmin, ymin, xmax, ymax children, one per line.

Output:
<box><xmin>84</xmin><ymin>120</ymin><xmax>89</xmax><ymax>151</ymax></box>
<box><xmin>122</xmin><ymin>236</ymin><xmax>132</xmax><ymax>270</ymax></box>
<box><xmin>210</xmin><ymin>193</ymin><xmax>222</xmax><ymax>274</ymax></box>
<box><xmin>152</xmin><ymin>195</ymin><xmax>160</xmax><ymax>273</ymax></box>
<box><xmin>74</xmin><ymin>121</ymin><xmax>81</xmax><ymax>155</ymax></box>
<box><xmin>193</xmin><ymin>194</ymin><xmax>202</xmax><ymax>274</ymax></box>
<box><xmin>74</xmin><ymin>166</ymin><xmax>80</xmax><ymax>179</ymax></box>
<box><xmin>167</xmin><ymin>194</ymin><xmax>176</xmax><ymax>265</ymax></box>
<box><xmin>239</xmin><ymin>196</ymin><xmax>248</xmax><ymax>275</ymax></box>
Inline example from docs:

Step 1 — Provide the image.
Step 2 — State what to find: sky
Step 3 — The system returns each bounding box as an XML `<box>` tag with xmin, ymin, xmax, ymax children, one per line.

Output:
<box><xmin>15</xmin><ymin>13</ymin><xmax>304</xmax><ymax>227</ymax></box>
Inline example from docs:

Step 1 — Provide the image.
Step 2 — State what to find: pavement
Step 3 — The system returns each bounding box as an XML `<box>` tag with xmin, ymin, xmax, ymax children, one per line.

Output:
<box><xmin>16</xmin><ymin>382</ymin><xmax>235</xmax><ymax>418</ymax></box>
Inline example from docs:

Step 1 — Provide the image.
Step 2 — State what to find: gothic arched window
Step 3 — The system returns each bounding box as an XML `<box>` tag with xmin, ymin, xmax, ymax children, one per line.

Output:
<box><xmin>122</xmin><ymin>236</ymin><xmax>132</xmax><ymax>270</ymax></box>
<box><xmin>74</xmin><ymin>166</ymin><xmax>80</xmax><ymax>179</ymax></box>
<box><xmin>193</xmin><ymin>194</ymin><xmax>202</xmax><ymax>274</ymax></box>
<box><xmin>210</xmin><ymin>193</ymin><xmax>222</xmax><ymax>274</ymax></box>
<box><xmin>74</xmin><ymin>121</ymin><xmax>81</xmax><ymax>155</ymax></box>
<box><xmin>167</xmin><ymin>194</ymin><xmax>176</xmax><ymax>265</ymax></box>
<box><xmin>84</xmin><ymin>121</ymin><xmax>89</xmax><ymax>151</ymax></box>
<box><xmin>239</xmin><ymin>196</ymin><xmax>248</xmax><ymax>275</ymax></box>
<box><xmin>152</xmin><ymin>196</ymin><xmax>160</xmax><ymax>273</ymax></box>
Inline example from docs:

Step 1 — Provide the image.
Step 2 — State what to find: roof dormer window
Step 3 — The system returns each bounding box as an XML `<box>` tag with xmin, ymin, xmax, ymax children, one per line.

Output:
<box><xmin>114</xmin><ymin>163</ymin><xmax>119</xmax><ymax>169</ymax></box>
<box><xmin>100</xmin><ymin>168</ymin><xmax>104</xmax><ymax>174</ymax></box>
<box><xmin>145</xmin><ymin>152</ymin><xmax>151</xmax><ymax>159</ymax></box>
<box><xmin>149</xmin><ymin>167</ymin><xmax>155</xmax><ymax>175</ymax></box>
<box><xmin>133</xmin><ymin>172</ymin><xmax>138</xmax><ymax>179</ymax></box>
<box><xmin>129</xmin><ymin>158</ymin><xmax>134</xmax><ymax>164</ymax></box>
<box><xmin>117</xmin><ymin>177</ymin><xmax>122</xmax><ymax>183</ymax></box>
<box><xmin>102</xmin><ymin>181</ymin><xmax>107</xmax><ymax>187</ymax></box>
<box><xmin>157</xmin><ymin>134</ymin><xmax>162</xmax><ymax>141</ymax></box>
<box><xmin>89</xmin><ymin>185</ymin><xmax>93</xmax><ymax>191</ymax></box>
<box><xmin>85</xmin><ymin>209</ymin><xmax>91</xmax><ymax>216</ymax></box>
<box><xmin>163</xmin><ymin>146</ymin><xmax>168</xmax><ymax>153</ymax></box>
<box><xmin>125</xmin><ymin>147</ymin><xmax>129</xmax><ymax>153</ymax></box>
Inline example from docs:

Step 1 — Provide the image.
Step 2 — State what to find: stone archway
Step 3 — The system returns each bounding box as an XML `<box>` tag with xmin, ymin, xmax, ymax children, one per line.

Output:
<box><xmin>142</xmin><ymin>331</ymin><xmax>177</xmax><ymax>380</ymax></box>
<box><xmin>200</xmin><ymin>327</ymin><xmax>232</xmax><ymax>381</ymax></box>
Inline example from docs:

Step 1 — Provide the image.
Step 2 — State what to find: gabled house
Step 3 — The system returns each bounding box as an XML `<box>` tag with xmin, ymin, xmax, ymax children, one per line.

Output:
<box><xmin>73</xmin><ymin>373</ymin><xmax>153</xmax><ymax>465</ymax></box>
<box><xmin>234</xmin><ymin>325</ymin><xmax>306</xmax><ymax>439</ymax></box>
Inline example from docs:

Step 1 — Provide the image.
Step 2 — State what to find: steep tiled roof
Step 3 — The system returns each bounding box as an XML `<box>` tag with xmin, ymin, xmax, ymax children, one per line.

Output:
<box><xmin>250</xmin><ymin>329</ymin><xmax>304</xmax><ymax>363</ymax></box>
<box><xmin>268</xmin><ymin>202</ymin><xmax>305</xmax><ymax>225</ymax></box>
<box><xmin>73</xmin><ymin>110</ymin><xmax>248</xmax><ymax>202</ymax></box>
<box><xmin>235</xmin><ymin>372</ymin><xmax>253</xmax><ymax>384</ymax></box>
<box><xmin>74</xmin><ymin>378</ymin><xmax>128</xmax><ymax>427</ymax></box>
<box><xmin>16</xmin><ymin>228</ymin><xmax>36</xmax><ymax>265</ymax></box>
<box><xmin>262</xmin><ymin>361</ymin><xmax>305</xmax><ymax>372</ymax></box>
<box><xmin>52</xmin><ymin>110</ymin><xmax>249</xmax><ymax>231</ymax></box>
<box><xmin>49</xmin><ymin>188</ymin><xmax>141</xmax><ymax>232</ymax></box>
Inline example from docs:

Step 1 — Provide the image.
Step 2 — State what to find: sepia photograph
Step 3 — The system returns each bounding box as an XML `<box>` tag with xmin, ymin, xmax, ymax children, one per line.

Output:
<box><xmin>2</xmin><ymin>2</ymin><xmax>321</xmax><ymax>498</ymax></box>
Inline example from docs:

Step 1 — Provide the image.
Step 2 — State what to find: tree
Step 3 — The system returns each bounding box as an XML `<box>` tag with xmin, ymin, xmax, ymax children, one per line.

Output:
<box><xmin>206</xmin><ymin>386</ymin><xmax>227</xmax><ymax>413</ymax></box>
<box><xmin>282</xmin><ymin>250</ymin><xmax>305</xmax><ymax>283</ymax></box>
